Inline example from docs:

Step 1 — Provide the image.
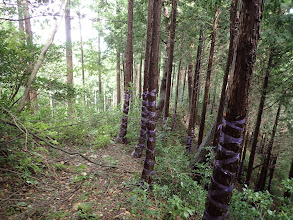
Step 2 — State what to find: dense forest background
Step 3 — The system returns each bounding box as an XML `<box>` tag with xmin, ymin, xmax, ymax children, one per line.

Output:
<box><xmin>0</xmin><ymin>0</ymin><xmax>293</xmax><ymax>219</ymax></box>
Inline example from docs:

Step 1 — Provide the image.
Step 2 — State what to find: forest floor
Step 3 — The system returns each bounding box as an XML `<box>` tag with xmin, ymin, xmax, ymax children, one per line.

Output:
<box><xmin>0</xmin><ymin>141</ymin><xmax>145</xmax><ymax>219</ymax></box>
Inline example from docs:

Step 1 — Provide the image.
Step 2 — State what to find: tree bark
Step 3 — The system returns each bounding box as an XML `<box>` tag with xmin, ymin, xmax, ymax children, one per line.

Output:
<box><xmin>141</xmin><ymin>0</ymin><xmax>162</xmax><ymax>188</ymax></box>
<box><xmin>138</xmin><ymin>54</ymin><xmax>143</xmax><ymax>96</ymax></box>
<box><xmin>98</xmin><ymin>34</ymin><xmax>102</xmax><ymax>95</ymax></box>
<box><xmin>210</xmin><ymin>83</ymin><xmax>217</xmax><ymax>114</ymax></box>
<box><xmin>181</xmin><ymin>66</ymin><xmax>187</xmax><ymax>104</ymax></box>
<box><xmin>23</xmin><ymin>0</ymin><xmax>38</xmax><ymax>114</ymax></box>
<box><xmin>116</xmin><ymin>0</ymin><xmax>133</xmax><ymax>144</ymax></box>
<box><xmin>256</xmin><ymin>103</ymin><xmax>281</xmax><ymax>191</ymax></box>
<box><xmin>116</xmin><ymin>51</ymin><xmax>121</xmax><ymax>105</ymax></box>
<box><xmin>171</xmin><ymin>58</ymin><xmax>182</xmax><ymax>130</ymax></box>
<box><xmin>156</xmin><ymin>2</ymin><xmax>170</xmax><ymax>113</ymax></box>
<box><xmin>131</xmin><ymin>0</ymin><xmax>154</xmax><ymax>158</ymax></box>
<box><xmin>198</xmin><ymin>6</ymin><xmax>220</xmax><ymax>146</ymax></box>
<box><xmin>23</xmin><ymin>0</ymin><xmax>33</xmax><ymax>45</ymax></box>
<box><xmin>245</xmin><ymin>51</ymin><xmax>273</xmax><ymax>185</ymax></box>
<box><xmin>186</xmin><ymin>28</ymin><xmax>203</xmax><ymax>152</ymax></box>
<box><xmin>65</xmin><ymin>0</ymin><xmax>75</xmax><ymax>118</ymax></box>
<box><xmin>187</xmin><ymin>61</ymin><xmax>193</xmax><ymax>110</ymax></box>
<box><xmin>163</xmin><ymin>0</ymin><xmax>177</xmax><ymax>122</ymax></box>
<box><xmin>212</xmin><ymin>0</ymin><xmax>239</xmax><ymax>147</ymax></box>
<box><xmin>17</xmin><ymin>1</ymin><xmax>67</xmax><ymax>112</ymax></box>
<box><xmin>267</xmin><ymin>156</ymin><xmax>277</xmax><ymax>192</ymax></box>
<box><xmin>203</xmin><ymin>1</ymin><xmax>263</xmax><ymax>219</ymax></box>
<box><xmin>17</xmin><ymin>0</ymin><xmax>24</xmax><ymax>32</ymax></box>
<box><xmin>78</xmin><ymin>8</ymin><xmax>85</xmax><ymax>86</ymax></box>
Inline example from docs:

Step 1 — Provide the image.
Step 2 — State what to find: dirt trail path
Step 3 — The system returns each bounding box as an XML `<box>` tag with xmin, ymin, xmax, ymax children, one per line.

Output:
<box><xmin>0</xmin><ymin>143</ymin><xmax>144</xmax><ymax>219</ymax></box>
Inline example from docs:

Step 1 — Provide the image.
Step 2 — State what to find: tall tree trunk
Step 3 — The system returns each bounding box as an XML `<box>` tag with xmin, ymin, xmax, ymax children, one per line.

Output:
<box><xmin>171</xmin><ymin>59</ymin><xmax>182</xmax><ymax>130</ymax></box>
<box><xmin>245</xmin><ymin>51</ymin><xmax>273</xmax><ymax>185</ymax></box>
<box><xmin>163</xmin><ymin>0</ymin><xmax>177</xmax><ymax>122</ymax></box>
<box><xmin>171</xmin><ymin>38</ymin><xmax>184</xmax><ymax>130</ymax></box>
<box><xmin>181</xmin><ymin>66</ymin><xmax>187</xmax><ymax>104</ymax></box>
<box><xmin>78</xmin><ymin>8</ymin><xmax>85</xmax><ymax>106</ymax></box>
<box><xmin>23</xmin><ymin>0</ymin><xmax>38</xmax><ymax>114</ymax></box>
<box><xmin>141</xmin><ymin>0</ymin><xmax>162</xmax><ymax>188</ymax></box>
<box><xmin>98</xmin><ymin>34</ymin><xmax>102</xmax><ymax>95</ymax></box>
<box><xmin>170</xmin><ymin>64</ymin><xmax>176</xmax><ymax>98</ymax></box>
<box><xmin>203</xmin><ymin>1</ymin><xmax>263</xmax><ymax>219</ymax></box>
<box><xmin>17</xmin><ymin>0</ymin><xmax>24</xmax><ymax>32</ymax></box>
<box><xmin>198</xmin><ymin>6</ymin><xmax>220</xmax><ymax>146</ymax></box>
<box><xmin>78</xmin><ymin>9</ymin><xmax>85</xmax><ymax>86</ymax></box>
<box><xmin>210</xmin><ymin>83</ymin><xmax>216</xmax><ymax>114</ymax></box>
<box><xmin>138</xmin><ymin>54</ymin><xmax>143</xmax><ymax>96</ymax></box>
<box><xmin>256</xmin><ymin>104</ymin><xmax>281</xmax><ymax>191</ymax></box>
<box><xmin>65</xmin><ymin>0</ymin><xmax>74</xmax><ymax>118</ymax></box>
<box><xmin>187</xmin><ymin>61</ymin><xmax>193</xmax><ymax>110</ymax></box>
<box><xmin>23</xmin><ymin>0</ymin><xmax>33</xmax><ymax>45</ymax></box>
<box><xmin>212</xmin><ymin>0</ymin><xmax>239</xmax><ymax>147</ymax></box>
<box><xmin>186</xmin><ymin>28</ymin><xmax>203</xmax><ymax>152</ymax></box>
<box><xmin>116</xmin><ymin>51</ymin><xmax>121</xmax><ymax>105</ymax></box>
<box><xmin>267</xmin><ymin>156</ymin><xmax>277</xmax><ymax>192</ymax></box>
<box><xmin>284</xmin><ymin>159</ymin><xmax>293</xmax><ymax>198</ymax></box>
<box><xmin>156</xmin><ymin>1</ymin><xmax>170</xmax><ymax>112</ymax></box>
<box><xmin>131</xmin><ymin>0</ymin><xmax>153</xmax><ymax>158</ymax></box>
<box><xmin>116</xmin><ymin>0</ymin><xmax>133</xmax><ymax>144</ymax></box>
<box><xmin>17</xmin><ymin>1</ymin><xmax>67</xmax><ymax>112</ymax></box>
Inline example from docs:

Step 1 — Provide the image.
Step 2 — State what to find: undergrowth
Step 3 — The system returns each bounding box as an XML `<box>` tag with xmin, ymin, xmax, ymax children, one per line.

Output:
<box><xmin>1</xmin><ymin>102</ymin><xmax>292</xmax><ymax>219</ymax></box>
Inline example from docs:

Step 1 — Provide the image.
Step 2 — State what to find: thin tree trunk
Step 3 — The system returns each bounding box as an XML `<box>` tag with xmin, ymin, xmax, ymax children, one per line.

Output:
<box><xmin>116</xmin><ymin>0</ymin><xmax>133</xmax><ymax>144</ymax></box>
<box><xmin>23</xmin><ymin>0</ymin><xmax>38</xmax><ymax>114</ymax></box>
<box><xmin>212</xmin><ymin>0</ymin><xmax>239</xmax><ymax>147</ymax></box>
<box><xmin>198</xmin><ymin>6</ymin><xmax>220</xmax><ymax>146</ymax></box>
<box><xmin>138</xmin><ymin>54</ymin><xmax>143</xmax><ymax>96</ymax></box>
<box><xmin>171</xmin><ymin>59</ymin><xmax>182</xmax><ymax>130</ymax></box>
<box><xmin>23</xmin><ymin>0</ymin><xmax>33</xmax><ymax>45</ymax></box>
<box><xmin>284</xmin><ymin>159</ymin><xmax>293</xmax><ymax>197</ymax></box>
<box><xmin>17</xmin><ymin>0</ymin><xmax>24</xmax><ymax>32</ymax></box>
<box><xmin>141</xmin><ymin>0</ymin><xmax>162</xmax><ymax>188</ymax></box>
<box><xmin>98</xmin><ymin>34</ymin><xmax>102</xmax><ymax>95</ymax></box>
<box><xmin>78</xmin><ymin>9</ymin><xmax>85</xmax><ymax>86</ymax></box>
<box><xmin>181</xmin><ymin>66</ymin><xmax>187</xmax><ymax>104</ymax></box>
<box><xmin>170</xmin><ymin>64</ymin><xmax>176</xmax><ymax>98</ymax></box>
<box><xmin>187</xmin><ymin>61</ymin><xmax>193</xmax><ymax>110</ymax></box>
<box><xmin>256</xmin><ymin>104</ymin><xmax>281</xmax><ymax>191</ymax></box>
<box><xmin>203</xmin><ymin>1</ymin><xmax>263</xmax><ymax>218</ymax></box>
<box><xmin>246</xmin><ymin>51</ymin><xmax>273</xmax><ymax>185</ymax></box>
<box><xmin>186</xmin><ymin>28</ymin><xmax>203</xmax><ymax>152</ymax></box>
<box><xmin>131</xmin><ymin>0</ymin><xmax>153</xmax><ymax>158</ymax></box>
<box><xmin>163</xmin><ymin>0</ymin><xmax>177</xmax><ymax>122</ymax></box>
<box><xmin>268</xmin><ymin>156</ymin><xmax>277</xmax><ymax>192</ymax></box>
<box><xmin>156</xmin><ymin>2</ymin><xmax>170</xmax><ymax>112</ymax></box>
<box><xmin>117</xmin><ymin>51</ymin><xmax>121</xmax><ymax>105</ymax></box>
<box><xmin>17</xmin><ymin>1</ymin><xmax>67</xmax><ymax>112</ymax></box>
<box><xmin>65</xmin><ymin>0</ymin><xmax>75</xmax><ymax>118</ymax></box>
<box><xmin>210</xmin><ymin>83</ymin><xmax>216</xmax><ymax>114</ymax></box>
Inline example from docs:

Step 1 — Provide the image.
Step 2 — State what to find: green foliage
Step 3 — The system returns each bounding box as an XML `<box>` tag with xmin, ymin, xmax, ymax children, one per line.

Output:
<box><xmin>128</xmin><ymin>132</ymin><xmax>207</xmax><ymax>219</ymax></box>
<box><xmin>73</xmin><ymin>202</ymin><xmax>99</xmax><ymax>220</ymax></box>
<box><xmin>231</xmin><ymin>187</ymin><xmax>274</xmax><ymax>220</ymax></box>
<box><xmin>282</xmin><ymin>178</ymin><xmax>293</xmax><ymax>195</ymax></box>
<box><xmin>129</xmin><ymin>185</ymin><xmax>162</xmax><ymax>218</ymax></box>
<box><xmin>230</xmin><ymin>186</ymin><xmax>293</xmax><ymax>220</ymax></box>
<box><xmin>167</xmin><ymin>195</ymin><xmax>195</xmax><ymax>219</ymax></box>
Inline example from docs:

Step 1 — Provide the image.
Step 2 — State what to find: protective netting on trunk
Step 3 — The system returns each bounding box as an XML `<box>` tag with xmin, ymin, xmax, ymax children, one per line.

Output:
<box><xmin>203</xmin><ymin>118</ymin><xmax>245</xmax><ymax>220</ymax></box>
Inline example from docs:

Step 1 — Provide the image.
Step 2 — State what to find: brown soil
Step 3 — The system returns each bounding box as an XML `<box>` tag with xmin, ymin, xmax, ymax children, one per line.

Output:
<box><xmin>0</xmin><ymin>143</ymin><xmax>144</xmax><ymax>220</ymax></box>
